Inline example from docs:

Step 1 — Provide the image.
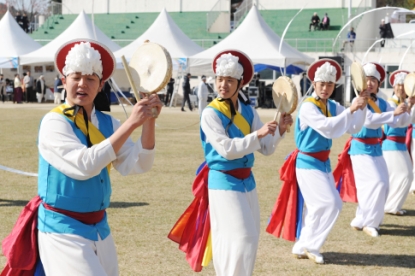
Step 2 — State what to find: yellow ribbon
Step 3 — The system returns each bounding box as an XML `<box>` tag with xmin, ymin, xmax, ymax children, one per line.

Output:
<box><xmin>388</xmin><ymin>97</ymin><xmax>399</xmax><ymax>107</ymax></box>
<box><xmin>367</xmin><ymin>98</ymin><xmax>381</xmax><ymax>114</ymax></box>
<box><xmin>51</xmin><ymin>104</ymin><xmax>111</xmax><ymax>173</ymax></box>
<box><xmin>303</xmin><ymin>97</ymin><xmax>332</xmax><ymax>117</ymax></box>
<box><xmin>208</xmin><ymin>99</ymin><xmax>251</xmax><ymax>136</ymax></box>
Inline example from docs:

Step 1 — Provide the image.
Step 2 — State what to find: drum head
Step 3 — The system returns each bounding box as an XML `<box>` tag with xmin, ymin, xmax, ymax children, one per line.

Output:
<box><xmin>129</xmin><ymin>41</ymin><xmax>173</xmax><ymax>93</ymax></box>
<box><xmin>272</xmin><ymin>76</ymin><xmax>298</xmax><ymax>114</ymax></box>
<box><xmin>351</xmin><ymin>61</ymin><xmax>367</xmax><ymax>93</ymax></box>
<box><xmin>404</xmin><ymin>73</ymin><xmax>415</xmax><ymax>97</ymax></box>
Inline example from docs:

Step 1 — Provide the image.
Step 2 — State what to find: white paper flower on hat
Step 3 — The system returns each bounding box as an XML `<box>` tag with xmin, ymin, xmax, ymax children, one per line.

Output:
<box><xmin>215</xmin><ymin>53</ymin><xmax>244</xmax><ymax>80</ymax></box>
<box><xmin>314</xmin><ymin>62</ymin><xmax>337</xmax><ymax>83</ymax></box>
<box><xmin>393</xmin><ymin>72</ymin><xmax>407</xmax><ymax>86</ymax></box>
<box><xmin>62</xmin><ymin>42</ymin><xmax>103</xmax><ymax>79</ymax></box>
<box><xmin>363</xmin><ymin>63</ymin><xmax>380</xmax><ymax>81</ymax></box>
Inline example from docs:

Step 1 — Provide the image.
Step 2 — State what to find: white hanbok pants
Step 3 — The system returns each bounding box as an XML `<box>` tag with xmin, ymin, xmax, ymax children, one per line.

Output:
<box><xmin>383</xmin><ymin>150</ymin><xmax>412</xmax><ymax>213</ymax></box>
<box><xmin>209</xmin><ymin>188</ymin><xmax>260</xmax><ymax>276</ymax></box>
<box><xmin>38</xmin><ymin>231</ymin><xmax>119</xmax><ymax>276</ymax></box>
<box><xmin>350</xmin><ymin>155</ymin><xmax>389</xmax><ymax>229</ymax></box>
<box><xmin>410</xmin><ymin>138</ymin><xmax>415</xmax><ymax>193</ymax></box>
<box><xmin>292</xmin><ymin>168</ymin><xmax>342</xmax><ymax>255</ymax></box>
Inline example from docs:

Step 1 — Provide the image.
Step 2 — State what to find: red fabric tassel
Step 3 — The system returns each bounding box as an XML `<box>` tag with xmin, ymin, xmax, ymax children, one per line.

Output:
<box><xmin>1</xmin><ymin>196</ymin><xmax>41</xmax><ymax>276</ymax></box>
<box><xmin>266</xmin><ymin>149</ymin><xmax>299</xmax><ymax>242</ymax></box>
<box><xmin>406</xmin><ymin>125</ymin><xmax>413</xmax><ymax>161</ymax></box>
<box><xmin>168</xmin><ymin>164</ymin><xmax>210</xmax><ymax>272</ymax></box>
<box><xmin>333</xmin><ymin>137</ymin><xmax>358</xmax><ymax>203</ymax></box>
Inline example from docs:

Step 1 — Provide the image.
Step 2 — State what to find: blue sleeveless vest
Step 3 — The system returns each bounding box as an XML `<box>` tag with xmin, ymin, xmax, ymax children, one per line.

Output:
<box><xmin>350</xmin><ymin>98</ymin><xmax>388</xmax><ymax>156</ymax></box>
<box><xmin>295</xmin><ymin>98</ymin><xmax>337</xmax><ymax>172</ymax></box>
<box><xmin>37</xmin><ymin>111</ymin><xmax>114</xmax><ymax>241</ymax></box>
<box><xmin>201</xmin><ymin>103</ymin><xmax>255</xmax><ymax>192</ymax></box>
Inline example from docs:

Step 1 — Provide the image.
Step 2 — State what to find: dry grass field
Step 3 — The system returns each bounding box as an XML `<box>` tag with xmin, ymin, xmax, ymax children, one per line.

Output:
<box><xmin>0</xmin><ymin>102</ymin><xmax>414</xmax><ymax>276</ymax></box>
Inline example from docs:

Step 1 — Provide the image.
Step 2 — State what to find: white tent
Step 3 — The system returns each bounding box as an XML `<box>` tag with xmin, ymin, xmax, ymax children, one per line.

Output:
<box><xmin>114</xmin><ymin>8</ymin><xmax>203</xmax><ymax>67</ymax></box>
<box><xmin>188</xmin><ymin>6</ymin><xmax>314</xmax><ymax>76</ymax></box>
<box><xmin>20</xmin><ymin>10</ymin><xmax>121</xmax><ymax>65</ymax></box>
<box><xmin>0</xmin><ymin>11</ymin><xmax>41</xmax><ymax>68</ymax></box>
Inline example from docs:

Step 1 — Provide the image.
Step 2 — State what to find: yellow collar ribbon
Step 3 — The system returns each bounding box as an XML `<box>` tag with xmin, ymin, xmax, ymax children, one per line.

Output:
<box><xmin>304</xmin><ymin>97</ymin><xmax>332</xmax><ymax>117</ymax></box>
<box><xmin>208</xmin><ymin>99</ymin><xmax>250</xmax><ymax>136</ymax></box>
<box><xmin>51</xmin><ymin>104</ymin><xmax>111</xmax><ymax>173</ymax></box>
<box><xmin>367</xmin><ymin>98</ymin><xmax>381</xmax><ymax>113</ymax></box>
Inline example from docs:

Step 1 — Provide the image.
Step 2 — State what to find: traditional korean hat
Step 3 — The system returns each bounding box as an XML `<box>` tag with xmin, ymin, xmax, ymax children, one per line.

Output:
<box><xmin>307</xmin><ymin>58</ymin><xmax>342</xmax><ymax>83</ymax></box>
<box><xmin>363</xmin><ymin>62</ymin><xmax>386</xmax><ymax>83</ymax></box>
<box><xmin>212</xmin><ymin>49</ymin><xmax>254</xmax><ymax>86</ymax></box>
<box><xmin>389</xmin><ymin>70</ymin><xmax>409</xmax><ymax>87</ymax></box>
<box><xmin>55</xmin><ymin>39</ymin><xmax>115</xmax><ymax>82</ymax></box>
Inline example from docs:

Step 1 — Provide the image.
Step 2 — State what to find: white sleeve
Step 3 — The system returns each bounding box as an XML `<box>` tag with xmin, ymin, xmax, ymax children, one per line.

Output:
<box><xmin>38</xmin><ymin>113</ymin><xmax>155</xmax><ymax>180</ymax></box>
<box><xmin>38</xmin><ymin>113</ymin><xmax>117</xmax><ymax>180</ymax></box>
<box><xmin>201</xmin><ymin>107</ymin><xmax>282</xmax><ymax>160</ymax></box>
<box><xmin>250</xmin><ymin>107</ymin><xmax>283</xmax><ymax>156</ymax></box>
<box><xmin>110</xmin><ymin>117</ymin><xmax>155</xmax><ymax>175</ymax></box>
<box><xmin>299</xmin><ymin>102</ymin><xmax>365</xmax><ymax>138</ymax></box>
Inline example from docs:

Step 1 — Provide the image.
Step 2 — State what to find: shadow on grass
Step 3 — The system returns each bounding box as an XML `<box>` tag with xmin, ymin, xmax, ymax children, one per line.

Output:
<box><xmin>109</xmin><ymin>202</ymin><xmax>149</xmax><ymax>208</ymax></box>
<box><xmin>0</xmin><ymin>198</ymin><xmax>29</xmax><ymax>207</ymax></box>
<box><xmin>324</xmin><ymin>252</ymin><xmax>415</xmax><ymax>268</ymax></box>
<box><xmin>379</xmin><ymin>224</ymin><xmax>415</xmax><ymax>237</ymax></box>
<box><xmin>0</xmin><ymin>199</ymin><xmax>149</xmax><ymax>209</ymax></box>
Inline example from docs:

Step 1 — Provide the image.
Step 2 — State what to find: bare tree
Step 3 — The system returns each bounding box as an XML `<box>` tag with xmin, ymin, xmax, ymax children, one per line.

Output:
<box><xmin>6</xmin><ymin>0</ymin><xmax>49</xmax><ymax>21</ymax></box>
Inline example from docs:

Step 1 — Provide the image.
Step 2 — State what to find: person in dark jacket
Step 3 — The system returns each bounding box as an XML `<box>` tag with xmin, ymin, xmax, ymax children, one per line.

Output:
<box><xmin>181</xmin><ymin>73</ymin><xmax>193</xmax><ymax>112</ymax></box>
<box><xmin>309</xmin><ymin>12</ymin><xmax>320</xmax><ymax>31</ymax></box>
<box><xmin>164</xmin><ymin>78</ymin><xmax>175</xmax><ymax>106</ymax></box>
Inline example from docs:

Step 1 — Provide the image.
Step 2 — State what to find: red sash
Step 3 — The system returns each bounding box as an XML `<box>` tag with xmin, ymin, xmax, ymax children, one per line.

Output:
<box><xmin>406</xmin><ymin>125</ymin><xmax>413</xmax><ymax>161</ymax></box>
<box><xmin>333</xmin><ymin>137</ymin><xmax>380</xmax><ymax>203</ymax></box>
<box><xmin>386</xmin><ymin>136</ymin><xmax>406</xmax><ymax>143</ymax></box>
<box><xmin>266</xmin><ymin>149</ymin><xmax>330</xmax><ymax>242</ymax></box>
<box><xmin>1</xmin><ymin>196</ymin><xmax>106</xmax><ymax>276</ymax></box>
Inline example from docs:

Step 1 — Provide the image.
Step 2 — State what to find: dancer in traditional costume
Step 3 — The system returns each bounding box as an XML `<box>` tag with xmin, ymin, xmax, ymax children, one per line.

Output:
<box><xmin>1</xmin><ymin>39</ymin><xmax>162</xmax><ymax>275</ymax></box>
<box><xmin>383</xmin><ymin>70</ymin><xmax>415</xmax><ymax>215</ymax></box>
<box><xmin>267</xmin><ymin>59</ymin><xmax>368</xmax><ymax>264</ymax></box>
<box><xmin>169</xmin><ymin>50</ymin><xmax>292</xmax><ymax>276</ymax></box>
<box><xmin>334</xmin><ymin>62</ymin><xmax>411</xmax><ymax>238</ymax></box>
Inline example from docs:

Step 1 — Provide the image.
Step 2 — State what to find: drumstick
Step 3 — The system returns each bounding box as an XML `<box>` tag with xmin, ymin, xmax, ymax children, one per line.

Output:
<box><xmin>121</xmin><ymin>55</ymin><xmax>140</xmax><ymax>101</ymax></box>
<box><xmin>273</xmin><ymin>93</ymin><xmax>284</xmax><ymax>123</ymax></box>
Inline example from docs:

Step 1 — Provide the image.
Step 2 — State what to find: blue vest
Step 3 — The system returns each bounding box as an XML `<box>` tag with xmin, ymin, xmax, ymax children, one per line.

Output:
<box><xmin>382</xmin><ymin>124</ymin><xmax>407</xmax><ymax>151</ymax></box>
<box><xmin>295</xmin><ymin>98</ymin><xmax>337</xmax><ymax>172</ymax></box>
<box><xmin>350</xmin><ymin>98</ymin><xmax>388</xmax><ymax>156</ymax></box>
<box><xmin>37</xmin><ymin>111</ymin><xmax>114</xmax><ymax>241</ymax></box>
<box><xmin>201</xmin><ymin>103</ymin><xmax>255</xmax><ymax>192</ymax></box>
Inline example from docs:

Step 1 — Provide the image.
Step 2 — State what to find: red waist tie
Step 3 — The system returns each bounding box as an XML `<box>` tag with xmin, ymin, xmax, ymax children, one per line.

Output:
<box><xmin>1</xmin><ymin>196</ymin><xmax>107</xmax><ymax>276</ymax></box>
<box><xmin>221</xmin><ymin>167</ymin><xmax>252</xmax><ymax>179</ymax></box>
<box><xmin>300</xmin><ymin>150</ymin><xmax>330</xmax><ymax>162</ymax></box>
<box><xmin>386</xmin><ymin>136</ymin><xmax>406</xmax><ymax>143</ymax></box>
<box><xmin>43</xmin><ymin>203</ymin><xmax>105</xmax><ymax>225</ymax></box>
<box><xmin>353</xmin><ymin>137</ymin><xmax>380</xmax><ymax>144</ymax></box>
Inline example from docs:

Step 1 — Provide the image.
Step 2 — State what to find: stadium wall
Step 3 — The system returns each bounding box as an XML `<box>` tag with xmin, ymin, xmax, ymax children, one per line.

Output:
<box><xmin>62</xmin><ymin>0</ymin><xmax>374</xmax><ymax>14</ymax></box>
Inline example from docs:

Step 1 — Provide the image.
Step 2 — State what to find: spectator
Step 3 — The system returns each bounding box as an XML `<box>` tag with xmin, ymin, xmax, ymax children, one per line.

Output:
<box><xmin>53</xmin><ymin>74</ymin><xmax>63</xmax><ymax>104</ymax></box>
<box><xmin>13</xmin><ymin>74</ymin><xmax>23</xmax><ymax>103</ymax></box>
<box><xmin>22</xmin><ymin>13</ymin><xmax>29</xmax><ymax>33</ymax></box>
<box><xmin>379</xmin><ymin>19</ymin><xmax>387</xmax><ymax>47</ymax></box>
<box><xmin>341</xmin><ymin>27</ymin><xmax>356</xmax><ymax>51</ymax></box>
<box><xmin>5</xmin><ymin>79</ymin><xmax>13</xmax><ymax>101</ymax></box>
<box><xmin>15</xmin><ymin>12</ymin><xmax>24</xmax><ymax>30</ymax></box>
<box><xmin>181</xmin><ymin>73</ymin><xmax>193</xmax><ymax>112</ymax></box>
<box><xmin>0</xmin><ymin>74</ymin><xmax>4</xmax><ymax>103</ymax></box>
<box><xmin>36</xmin><ymin>75</ymin><xmax>46</xmax><ymax>103</ymax></box>
<box><xmin>23</xmin><ymin>71</ymin><xmax>34</xmax><ymax>102</ymax></box>
<box><xmin>309</xmin><ymin>12</ymin><xmax>320</xmax><ymax>31</ymax></box>
<box><xmin>164</xmin><ymin>77</ymin><xmax>175</xmax><ymax>106</ymax></box>
<box><xmin>320</xmin><ymin>13</ymin><xmax>330</xmax><ymax>30</ymax></box>
<box><xmin>197</xmin><ymin>75</ymin><xmax>209</xmax><ymax>115</ymax></box>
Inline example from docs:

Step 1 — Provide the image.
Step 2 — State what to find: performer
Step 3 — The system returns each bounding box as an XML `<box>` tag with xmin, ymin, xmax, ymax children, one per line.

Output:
<box><xmin>334</xmin><ymin>62</ymin><xmax>411</xmax><ymax>238</ymax></box>
<box><xmin>203</xmin><ymin>50</ymin><xmax>292</xmax><ymax>275</ymax></box>
<box><xmin>267</xmin><ymin>60</ymin><xmax>368</xmax><ymax>265</ymax></box>
<box><xmin>383</xmin><ymin>70</ymin><xmax>415</xmax><ymax>215</ymax></box>
<box><xmin>169</xmin><ymin>50</ymin><xmax>292</xmax><ymax>276</ymax></box>
<box><xmin>1</xmin><ymin>39</ymin><xmax>162</xmax><ymax>275</ymax></box>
